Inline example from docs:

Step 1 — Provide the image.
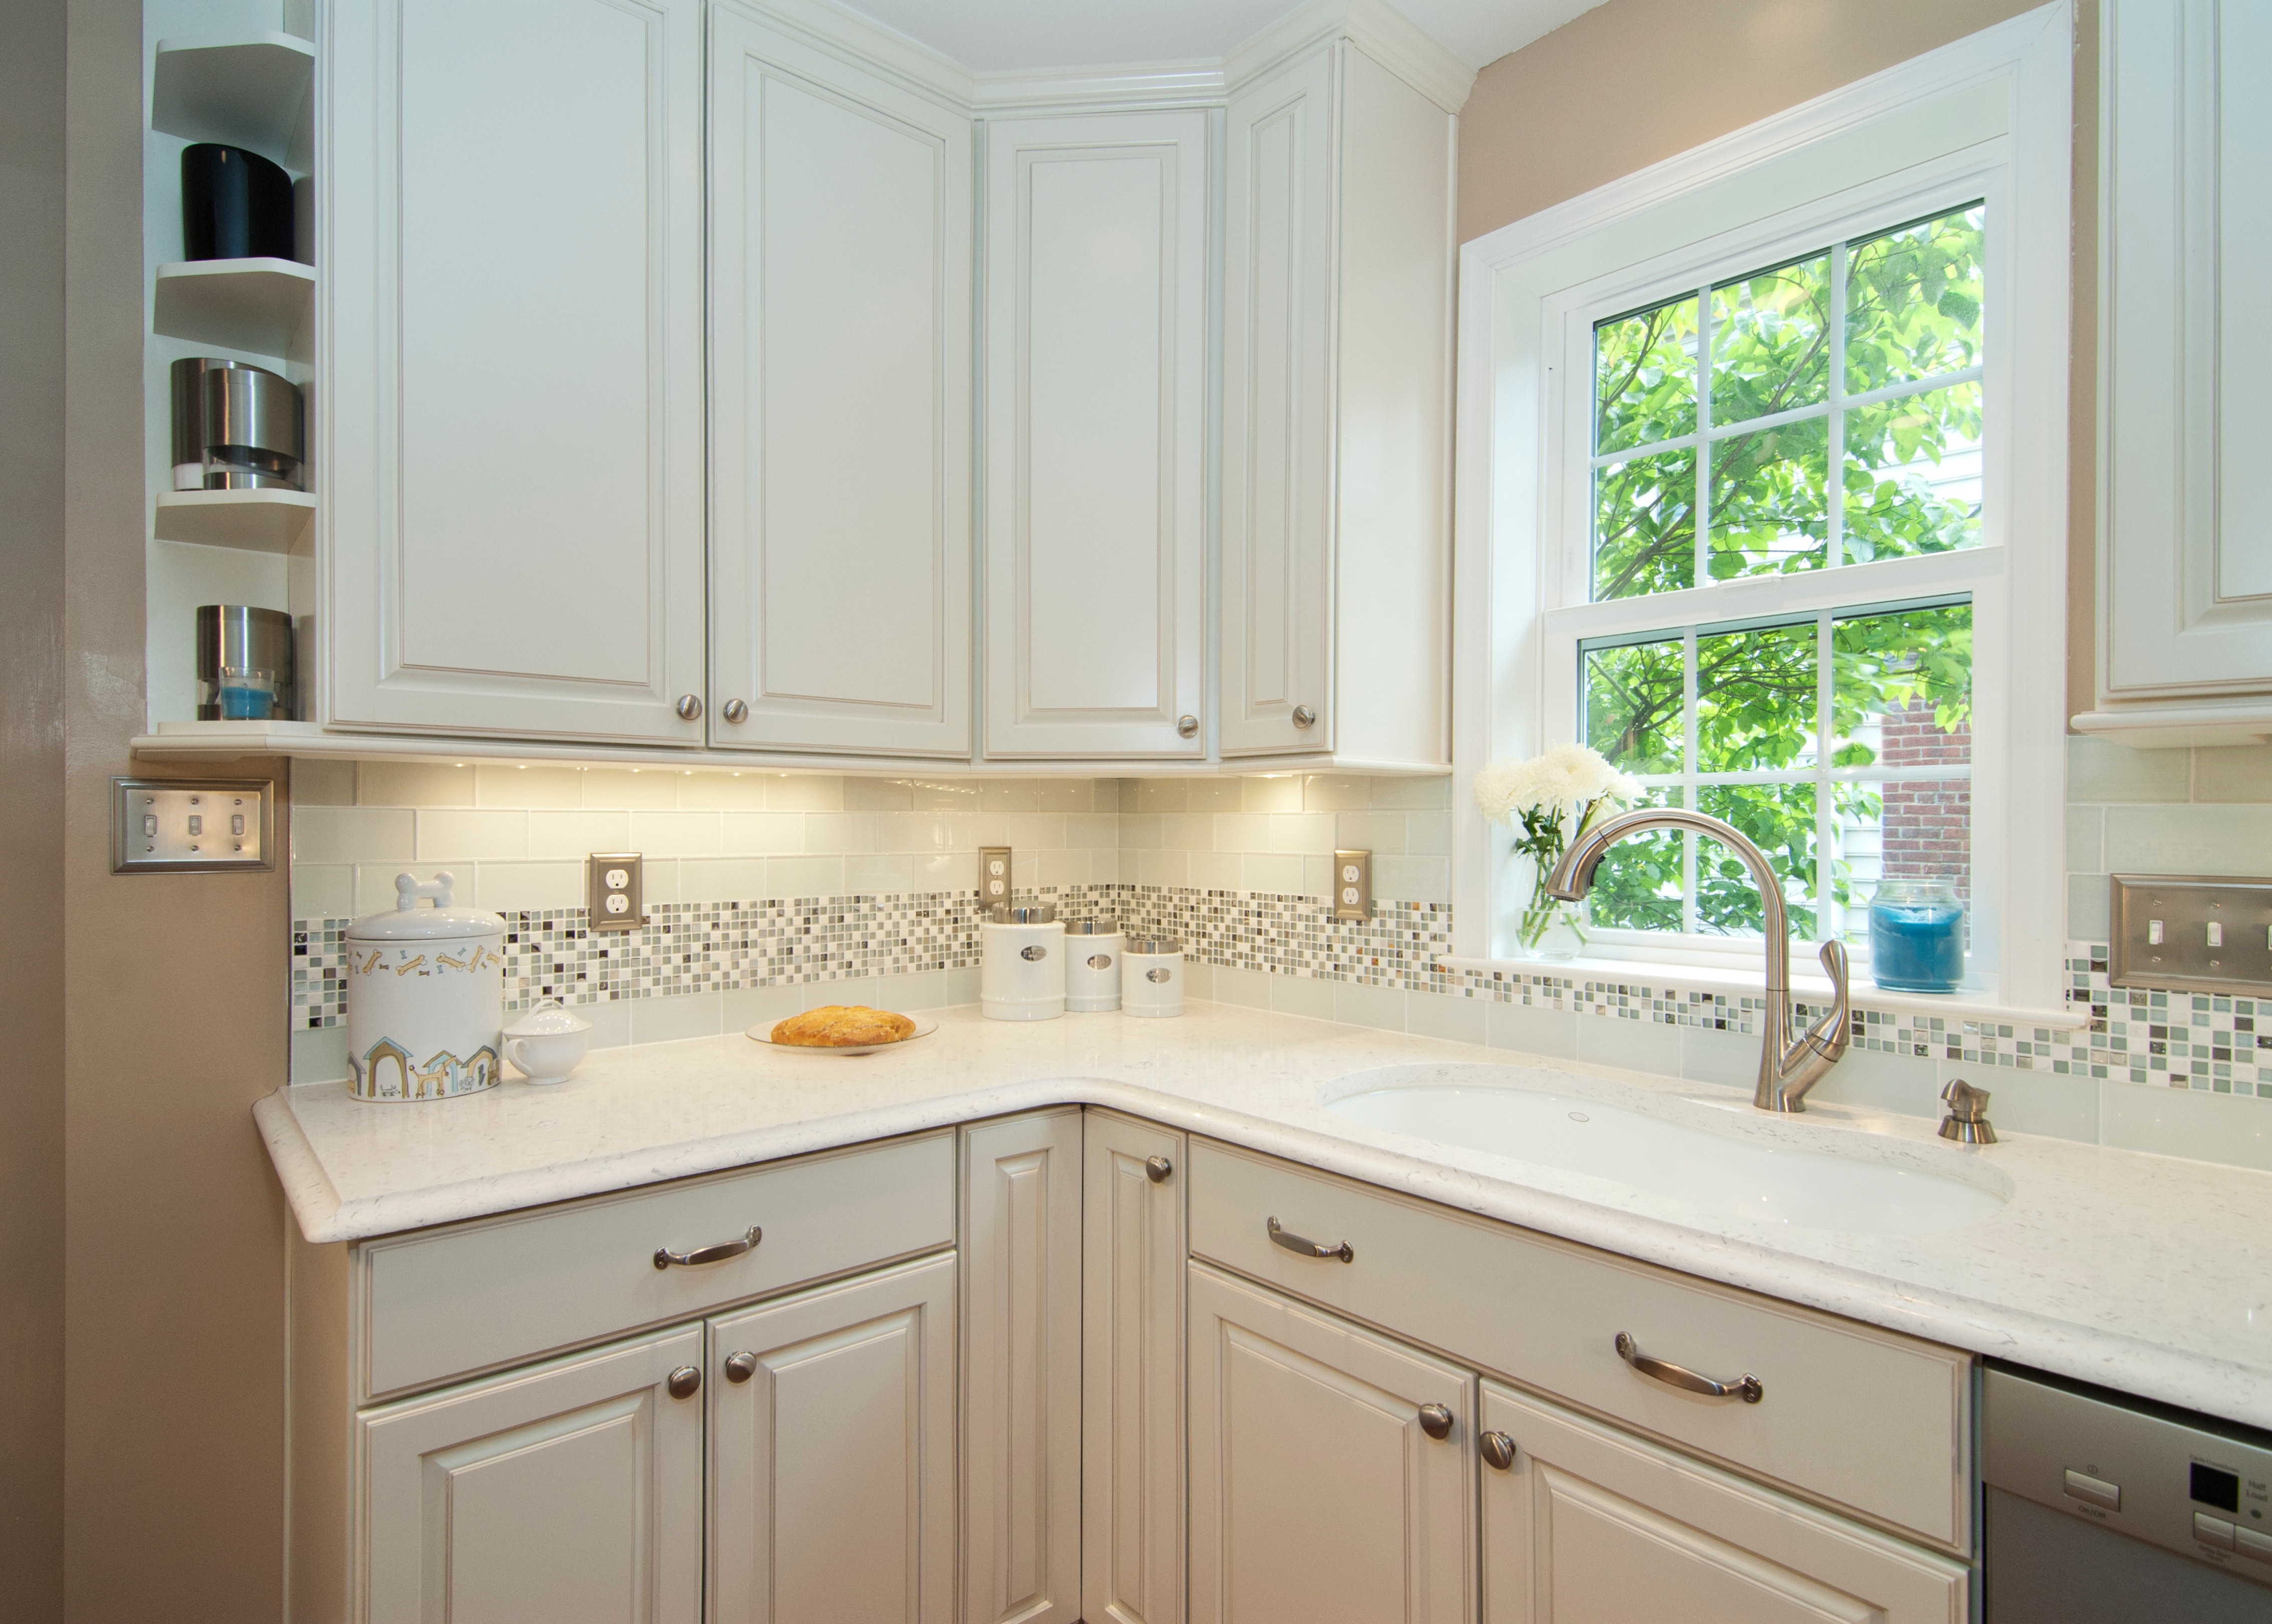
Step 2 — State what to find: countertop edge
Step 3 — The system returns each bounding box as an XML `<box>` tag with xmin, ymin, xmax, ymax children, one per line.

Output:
<box><xmin>258</xmin><ymin>1076</ymin><xmax>2272</xmax><ymax>1430</ymax></box>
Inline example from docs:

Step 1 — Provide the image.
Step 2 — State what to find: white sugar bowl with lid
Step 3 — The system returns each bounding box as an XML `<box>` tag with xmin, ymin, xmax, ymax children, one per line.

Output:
<box><xmin>502</xmin><ymin>999</ymin><xmax>593</xmax><ymax>1086</ymax></box>
<box><xmin>1122</xmin><ymin>936</ymin><xmax>1185</xmax><ymax>1018</ymax></box>
<box><xmin>344</xmin><ymin>872</ymin><xmax>507</xmax><ymax>1102</ymax></box>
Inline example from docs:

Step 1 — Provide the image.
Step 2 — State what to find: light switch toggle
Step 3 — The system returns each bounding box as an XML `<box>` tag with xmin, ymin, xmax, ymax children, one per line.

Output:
<box><xmin>2148</xmin><ymin>919</ymin><xmax>2165</xmax><ymax>945</ymax></box>
<box><xmin>2064</xmin><ymin>1469</ymin><xmax>2121</xmax><ymax>1511</ymax></box>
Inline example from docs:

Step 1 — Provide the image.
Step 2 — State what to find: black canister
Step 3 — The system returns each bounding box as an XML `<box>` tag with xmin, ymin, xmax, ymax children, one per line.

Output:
<box><xmin>181</xmin><ymin>143</ymin><xmax>294</xmax><ymax>261</ymax></box>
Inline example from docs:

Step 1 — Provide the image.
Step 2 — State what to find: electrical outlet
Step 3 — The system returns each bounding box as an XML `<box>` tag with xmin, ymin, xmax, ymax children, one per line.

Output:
<box><xmin>587</xmin><ymin>853</ymin><xmax>647</xmax><ymax>932</ymax></box>
<box><xmin>1333</xmin><ymin>849</ymin><xmax>1372</xmax><ymax>921</ymax></box>
<box><xmin>980</xmin><ymin>846</ymin><xmax>1013</xmax><ymax>910</ymax></box>
<box><xmin>111</xmin><ymin>778</ymin><xmax>273</xmax><ymax>872</ymax></box>
<box><xmin>2109</xmin><ymin>874</ymin><xmax>2272</xmax><ymax>994</ymax></box>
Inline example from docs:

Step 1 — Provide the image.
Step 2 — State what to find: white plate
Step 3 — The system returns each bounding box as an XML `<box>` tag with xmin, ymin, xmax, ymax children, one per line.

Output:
<box><xmin>745</xmin><ymin>1014</ymin><xmax>938</xmax><ymax>1055</ymax></box>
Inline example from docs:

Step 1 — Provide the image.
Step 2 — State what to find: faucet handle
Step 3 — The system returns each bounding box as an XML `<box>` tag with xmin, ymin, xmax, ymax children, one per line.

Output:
<box><xmin>1803</xmin><ymin>939</ymin><xmax>1851</xmax><ymax>1061</ymax></box>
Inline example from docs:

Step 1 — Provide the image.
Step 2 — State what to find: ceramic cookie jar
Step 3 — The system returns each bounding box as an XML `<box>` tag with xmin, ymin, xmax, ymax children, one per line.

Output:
<box><xmin>344</xmin><ymin>871</ymin><xmax>507</xmax><ymax>1102</ymax></box>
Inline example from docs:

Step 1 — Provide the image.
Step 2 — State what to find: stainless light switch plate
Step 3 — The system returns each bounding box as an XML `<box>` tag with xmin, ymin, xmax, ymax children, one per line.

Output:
<box><xmin>2109</xmin><ymin>874</ymin><xmax>2272</xmax><ymax>994</ymax></box>
<box><xmin>111</xmin><ymin>778</ymin><xmax>273</xmax><ymax>873</ymax></box>
<box><xmin>980</xmin><ymin>846</ymin><xmax>1013</xmax><ymax>910</ymax></box>
<box><xmin>1333</xmin><ymin>850</ymin><xmax>1372</xmax><ymax>921</ymax></box>
<box><xmin>587</xmin><ymin>853</ymin><xmax>647</xmax><ymax>932</ymax></box>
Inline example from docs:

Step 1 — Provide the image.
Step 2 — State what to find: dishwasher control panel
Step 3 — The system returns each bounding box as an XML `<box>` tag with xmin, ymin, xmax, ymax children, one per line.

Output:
<box><xmin>1985</xmin><ymin>1366</ymin><xmax>2272</xmax><ymax>1585</ymax></box>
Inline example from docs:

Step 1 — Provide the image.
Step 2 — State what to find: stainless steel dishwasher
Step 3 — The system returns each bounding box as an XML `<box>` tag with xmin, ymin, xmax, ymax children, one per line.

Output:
<box><xmin>1983</xmin><ymin>1362</ymin><xmax>2272</xmax><ymax>1620</ymax></box>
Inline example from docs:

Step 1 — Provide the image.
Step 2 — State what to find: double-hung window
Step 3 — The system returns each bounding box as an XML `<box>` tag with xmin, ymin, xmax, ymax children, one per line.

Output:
<box><xmin>1453</xmin><ymin>9</ymin><xmax>2071</xmax><ymax>1011</ymax></box>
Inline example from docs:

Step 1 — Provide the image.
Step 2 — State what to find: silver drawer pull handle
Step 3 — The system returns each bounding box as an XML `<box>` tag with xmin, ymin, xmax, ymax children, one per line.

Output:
<box><xmin>1268</xmin><ymin>1215</ymin><xmax>1353</xmax><ymax>1264</ymax></box>
<box><xmin>653</xmin><ymin>1225</ymin><xmax>762</xmax><ymax>1271</ymax></box>
<box><xmin>1614</xmin><ymin>1331</ymin><xmax>1763</xmax><ymax>1404</ymax></box>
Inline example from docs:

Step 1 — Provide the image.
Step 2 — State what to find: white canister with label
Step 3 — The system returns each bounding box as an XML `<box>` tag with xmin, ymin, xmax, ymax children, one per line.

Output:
<box><xmin>1122</xmin><ymin>936</ymin><xmax>1185</xmax><ymax>1018</ymax></box>
<box><xmin>981</xmin><ymin>903</ymin><xmax>1065</xmax><ymax>1021</ymax></box>
<box><xmin>344</xmin><ymin>872</ymin><xmax>507</xmax><ymax>1101</ymax></box>
<box><xmin>1063</xmin><ymin>918</ymin><xmax>1125</xmax><ymax>1012</ymax></box>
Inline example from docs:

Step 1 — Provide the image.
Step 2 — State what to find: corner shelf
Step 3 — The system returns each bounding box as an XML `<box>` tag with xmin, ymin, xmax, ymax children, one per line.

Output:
<box><xmin>153</xmin><ymin>258</ymin><xmax>314</xmax><ymax>359</ymax></box>
<box><xmin>151</xmin><ymin>32</ymin><xmax>315</xmax><ymax>169</ymax></box>
<box><xmin>154</xmin><ymin>489</ymin><xmax>315</xmax><ymax>553</ymax></box>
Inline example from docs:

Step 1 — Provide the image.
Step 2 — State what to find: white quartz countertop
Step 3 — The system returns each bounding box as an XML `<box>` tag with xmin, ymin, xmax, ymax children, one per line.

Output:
<box><xmin>256</xmin><ymin>1000</ymin><xmax>2272</xmax><ymax>1428</ymax></box>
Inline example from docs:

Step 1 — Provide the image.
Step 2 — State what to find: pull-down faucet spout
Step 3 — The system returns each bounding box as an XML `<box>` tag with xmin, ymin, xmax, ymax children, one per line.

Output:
<box><xmin>1545</xmin><ymin>806</ymin><xmax>1851</xmax><ymax>1112</ymax></box>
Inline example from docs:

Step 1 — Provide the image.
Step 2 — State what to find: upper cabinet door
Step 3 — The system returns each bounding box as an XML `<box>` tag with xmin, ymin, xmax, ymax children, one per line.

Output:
<box><xmin>324</xmin><ymin>0</ymin><xmax>707</xmax><ymax>743</ymax></box>
<box><xmin>709</xmin><ymin>10</ymin><xmax>974</xmax><ymax>756</ymax></box>
<box><xmin>2101</xmin><ymin>0</ymin><xmax>2272</xmax><ymax>700</ymax></box>
<box><xmin>1220</xmin><ymin>47</ymin><xmax>1337</xmax><ymax>756</ymax></box>
<box><xmin>982</xmin><ymin>110</ymin><xmax>1209</xmax><ymax>759</ymax></box>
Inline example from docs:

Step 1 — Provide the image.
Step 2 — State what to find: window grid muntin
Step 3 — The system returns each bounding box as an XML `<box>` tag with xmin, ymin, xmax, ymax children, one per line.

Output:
<box><xmin>1581</xmin><ymin>594</ymin><xmax>1973</xmax><ymax>946</ymax></box>
<box><xmin>1589</xmin><ymin>201</ymin><xmax>1986</xmax><ymax>604</ymax></box>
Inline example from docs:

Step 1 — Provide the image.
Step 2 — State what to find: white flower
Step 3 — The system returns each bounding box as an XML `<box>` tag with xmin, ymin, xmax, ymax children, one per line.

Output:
<box><xmin>1474</xmin><ymin>743</ymin><xmax>1640</xmax><ymax>825</ymax></box>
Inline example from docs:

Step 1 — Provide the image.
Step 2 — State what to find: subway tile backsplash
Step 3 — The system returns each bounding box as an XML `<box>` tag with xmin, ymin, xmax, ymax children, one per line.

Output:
<box><xmin>287</xmin><ymin>742</ymin><xmax>2272</xmax><ymax>1157</ymax></box>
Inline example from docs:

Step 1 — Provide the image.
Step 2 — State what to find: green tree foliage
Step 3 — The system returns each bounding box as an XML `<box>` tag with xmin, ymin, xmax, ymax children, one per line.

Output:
<box><xmin>1577</xmin><ymin>202</ymin><xmax>1985</xmax><ymax>941</ymax></box>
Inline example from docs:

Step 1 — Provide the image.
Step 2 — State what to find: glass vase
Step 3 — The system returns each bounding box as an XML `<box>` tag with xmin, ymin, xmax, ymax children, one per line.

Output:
<box><xmin>1513</xmin><ymin>856</ymin><xmax>1589</xmax><ymax>961</ymax></box>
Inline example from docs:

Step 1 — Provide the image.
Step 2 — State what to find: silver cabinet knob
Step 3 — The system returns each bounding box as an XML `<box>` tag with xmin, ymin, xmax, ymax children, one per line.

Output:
<box><xmin>1480</xmin><ymin>1431</ymin><xmax>1518</xmax><ymax>1471</ymax></box>
<box><xmin>1418</xmin><ymin>1403</ymin><xmax>1454</xmax><ymax>1441</ymax></box>
<box><xmin>1177</xmin><ymin>714</ymin><xmax>1199</xmax><ymax>739</ymax></box>
<box><xmin>1291</xmin><ymin>704</ymin><xmax>1316</xmax><ymax>729</ymax></box>
<box><xmin>675</xmin><ymin>694</ymin><xmax>703</xmax><ymax>721</ymax></box>
<box><xmin>721</xmin><ymin>698</ymin><xmax>749</xmax><ymax>725</ymax></box>
<box><xmin>724</xmin><ymin>1351</ymin><xmax>758</xmax><ymax>1384</ymax></box>
<box><xmin>1145</xmin><ymin>1155</ymin><xmax>1173</xmax><ymax>1184</ymax></box>
<box><xmin>667</xmin><ymin>1364</ymin><xmax>702</xmax><ymax>1400</ymax></box>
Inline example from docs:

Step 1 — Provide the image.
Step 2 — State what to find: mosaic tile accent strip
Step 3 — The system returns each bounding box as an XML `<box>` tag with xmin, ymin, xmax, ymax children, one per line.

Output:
<box><xmin>286</xmin><ymin>897</ymin><xmax>2268</xmax><ymax>1101</ymax></box>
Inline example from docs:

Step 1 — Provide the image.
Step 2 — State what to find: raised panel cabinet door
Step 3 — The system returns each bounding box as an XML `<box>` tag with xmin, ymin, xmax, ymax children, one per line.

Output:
<box><xmin>1081</xmin><ymin>1113</ymin><xmax>1187</xmax><ymax>1624</ymax></box>
<box><xmin>359</xmin><ymin>1324</ymin><xmax>704</xmax><ymax>1624</ymax></box>
<box><xmin>1478</xmin><ymin>1380</ymin><xmax>1967</xmax><ymax>1624</ymax></box>
<box><xmin>963</xmin><ymin>1110</ymin><xmax>1084</xmax><ymax>1624</ymax></box>
<box><xmin>2101</xmin><ymin>0</ymin><xmax>2272</xmax><ymax>698</ymax></box>
<box><xmin>706</xmin><ymin>1255</ymin><xmax>958</xmax><ymax>1624</ymax></box>
<box><xmin>707</xmin><ymin>10</ymin><xmax>974</xmax><ymax>754</ymax></box>
<box><xmin>1187</xmin><ymin>1262</ymin><xmax>1474</xmax><ymax>1624</ymax></box>
<box><xmin>981</xmin><ymin>111</ymin><xmax>1209</xmax><ymax>758</ymax></box>
<box><xmin>323</xmin><ymin>0</ymin><xmax>706</xmax><ymax>742</ymax></box>
<box><xmin>1220</xmin><ymin>46</ymin><xmax>1337</xmax><ymax>757</ymax></box>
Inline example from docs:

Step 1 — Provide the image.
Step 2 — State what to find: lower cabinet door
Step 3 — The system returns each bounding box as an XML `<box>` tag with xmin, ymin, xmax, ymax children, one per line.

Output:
<box><xmin>1479</xmin><ymin>1380</ymin><xmax>1968</xmax><ymax>1623</ymax></box>
<box><xmin>359</xmin><ymin>1324</ymin><xmax>705</xmax><ymax>1624</ymax></box>
<box><xmin>963</xmin><ymin>1110</ymin><xmax>1085</xmax><ymax>1624</ymax></box>
<box><xmin>1187</xmin><ymin>1262</ymin><xmax>1474</xmax><ymax>1624</ymax></box>
<box><xmin>1082</xmin><ymin>1112</ymin><xmax>1187</xmax><ymax>1624</ymax></box>
<box><xmin>706</xmin><ymin>1254</ymin><xmax>958</xmax><ymax>1624</ymax></box>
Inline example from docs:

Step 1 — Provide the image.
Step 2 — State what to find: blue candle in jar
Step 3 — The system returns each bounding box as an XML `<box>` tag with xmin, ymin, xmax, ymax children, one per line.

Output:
<box><xmin>1869</xmin><ymin>879</ymin><xmax>1964</xmax><ymax>992</ymax></box>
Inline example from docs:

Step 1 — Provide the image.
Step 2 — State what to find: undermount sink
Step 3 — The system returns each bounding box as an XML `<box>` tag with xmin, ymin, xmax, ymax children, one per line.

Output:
<box><xmin>1326</xmin><ymin>1067</ymin><xmax>2011</xmax><ymax>1236</ymax></box>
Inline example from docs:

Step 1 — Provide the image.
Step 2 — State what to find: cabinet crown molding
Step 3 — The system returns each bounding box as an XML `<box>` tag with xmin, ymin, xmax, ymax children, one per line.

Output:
<box><xmin>1225</xmin><ymin>0</ymin><xmax>1476</xmax><ymax>113</ymax></box>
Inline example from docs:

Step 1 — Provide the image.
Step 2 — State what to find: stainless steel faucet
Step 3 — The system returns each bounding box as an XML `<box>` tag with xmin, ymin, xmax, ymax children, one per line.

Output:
<box><xmin>1545</xmin><ymin>806</ymin><xmax>1851</xmax><ymax>1112</ymax></box>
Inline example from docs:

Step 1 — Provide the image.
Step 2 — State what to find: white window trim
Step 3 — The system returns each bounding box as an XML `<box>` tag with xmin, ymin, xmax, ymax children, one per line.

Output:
<box><xmin>1449</xmin><ymin>2</ymin><xmax>2073</xmax><ymax>1019</ymax></box>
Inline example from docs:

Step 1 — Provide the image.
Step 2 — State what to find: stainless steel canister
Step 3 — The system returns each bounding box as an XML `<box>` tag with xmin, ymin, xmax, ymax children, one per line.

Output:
<box><xmin>200</xmin><ymin>362</ymin><xmax>305</xmax><ymax>489</ymax></box>
<box><xmin>1063</xmin><ymin>918</ymin><xmax>1124</xmax><ymax>1012</ymax></box>
<box><xmin>170</xmin><ymin>356</ymin><xmax>247</xmax><ymax>490</ymax></box>
<box><xmin>196</xmin><ymin>604</ymin><xmax>295</xmax><ymax>720</ymax></box>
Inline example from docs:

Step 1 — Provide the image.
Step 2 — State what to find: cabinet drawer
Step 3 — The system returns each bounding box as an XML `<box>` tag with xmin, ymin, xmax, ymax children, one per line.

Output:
<box><xmin>1188</xmin><ymin>1140</ymin><xmax>1971</xmax><ymax>1549</ymax></box>
<box><xmin>358</xmin><ymin>1131</ymin><xmax>955</xmax><ymax>1400</ymax></box>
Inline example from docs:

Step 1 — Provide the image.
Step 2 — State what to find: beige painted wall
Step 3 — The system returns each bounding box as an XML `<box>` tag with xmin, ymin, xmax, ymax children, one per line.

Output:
<box><xmin>58</xmin><ymin>0</ymin><xmax>292</xmax><ymax>1617</ymax></box>
<box><xmin>2</xmin><ymin>0</ymin><xmax>69</xmax><ymax>1612</ymax></box>
<box><xmin>1456</xmin><ymin>0</ymin><xmax>2100</xmax><ymax>724</ymax></box>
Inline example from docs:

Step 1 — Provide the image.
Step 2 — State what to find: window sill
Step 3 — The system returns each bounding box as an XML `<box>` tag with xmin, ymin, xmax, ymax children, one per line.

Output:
<box><xmin>1431</xmin><ymin>954</ymin><xmax>2085</xmax><ymax>1033</ymax></box>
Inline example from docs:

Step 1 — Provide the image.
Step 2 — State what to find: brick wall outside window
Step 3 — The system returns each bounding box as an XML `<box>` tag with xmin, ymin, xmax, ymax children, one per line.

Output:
<box><xmin>1876</xmin><ymin>698</ymin><xmax>1970</xmax><ymax>902</ymax></box>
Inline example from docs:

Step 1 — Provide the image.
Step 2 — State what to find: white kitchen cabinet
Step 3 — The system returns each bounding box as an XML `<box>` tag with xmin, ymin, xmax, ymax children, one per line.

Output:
<box><xmin>359</xmin><ymin>1324</ymin><xmax>705</xmax><ymax>1624</ymax></box>
<box><xmin>707</xmin><ymin>1255</ymin><xmax>958</xmax><ymax>1624</ymax></box>
<box><xmin>980</xmin><ymin>109</ymin><xmax>1209</xmax><ymax>759</ymax></box>
<box><xmin>707</xmin><ymin>6</ymin><xmax>975</xmax><ymax>756</ymax></box>
<box><xmin>321</xmin><ymin>0</ymin><xmax>707</xmax><ymax>744</ymax></box>
<box><xmin>2087</xmin><ymin>1</ymin><xmax>2272</xmax><ymax>740</ymax></box>
<box><xmin>962</xmin><ymin>1111</ymin><xmax>1084</xmax><ymax>1624</ymax></box>
<box><xmin>1219</xmin><ymin>37</ymin><xmax>1458</xmax><ymax>767</ymax></box>
<box><xmin>1187</xmin><ymin>1261</ymin><xmax>1474</xmax><ymax>1624</ymax></box>
<box><xmin>1478</xmin><ymin>1380</ymin><xmax>1968</xmax><ymax>1624</ymax></box>
<box><xmin>1082</xmin><ymin>1112</ymin><xmax>1187</xmax><ymax>1624</ymax></box>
